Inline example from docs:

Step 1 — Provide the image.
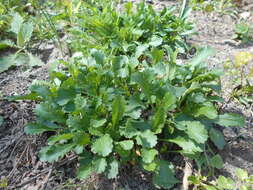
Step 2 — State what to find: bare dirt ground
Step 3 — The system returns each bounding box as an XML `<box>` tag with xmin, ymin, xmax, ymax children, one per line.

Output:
<box><xmin>0</xmin><ymin>1</ymin><xmax>253</xmax><ymax>189</ymax></box>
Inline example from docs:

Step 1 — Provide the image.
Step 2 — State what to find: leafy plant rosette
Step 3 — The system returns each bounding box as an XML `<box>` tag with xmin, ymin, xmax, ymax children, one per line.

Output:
<box><xmin>233</xmin><ymin>21</ymin><xmax>253</xmax><ymax>43</ymax></box>
<box><xmin>69</xmin><ymin>1</ymin><xmax>195</xmax><ymax>55</ymax></box>
<box><xmin>189</xmin><ymin>168</ymin><xmax>253</xmax><ymax>190</ymax></box>
<box><xmin>17</xmin><ymin>46</ymin><xmax>245</xmax><ymax>189</ymax></box>
<box><xmin>0</xmin><ymin>12</ymin><xmax>44</xmax><ymax>73</ymax></box>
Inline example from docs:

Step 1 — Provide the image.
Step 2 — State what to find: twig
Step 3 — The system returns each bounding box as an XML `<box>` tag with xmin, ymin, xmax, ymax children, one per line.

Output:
<box><xmin>0</xmin><ymin>134</ymin><xmax>22</xmax><ymax>155</ymax></box>
<box><xmin>7</xmin><ymin>143</ymin><xmax>29</xmax><ymax>179</ymax></box>
<box><xmin>54</xmin><ymin>155</ymin><xmax>78</xmax><ymax>169</ymax></box>
<box><xmin>40</xmin><ymin>164</ymin><xmax>54</xmax><ymax>190</ymax></box>
<box><xmin>181</xmin><ymin>157</ymin><xmax>193</xmax><ymax>190</ymax></box>
<box><xmin>6</xmin><ymin>136</ymin><xmax>23</xmax><ymax>164</ymax></box>
<box><xmin>17</xmin><ymin>155</ymin><xmax>77</xmax><ymax>189</ymax></box>
<box><xmin>16</xmin><ymin>169</ymin><xmax>49</xmax><ymax>188</ymax></box>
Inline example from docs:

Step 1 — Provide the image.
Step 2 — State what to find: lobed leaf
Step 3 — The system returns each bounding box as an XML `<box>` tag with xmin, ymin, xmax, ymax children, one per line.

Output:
<box><xmin>153</xmin><ymin>160</ymin><xmax>178</xmax><ymax>189</ymax></box>
<box><xmin>91</xmin><ymin>134</ymin><xmax>113</xmax><ymax>157</ymax></box>
<box><xmin>214</xmin><ymin>113</ymin><xmax>245</xmax><ymax>127</ymax></box>
<box><xmin>39</xmin><ymin>144</ymin><xmax>74</xmax><ymax>162</ymax></box>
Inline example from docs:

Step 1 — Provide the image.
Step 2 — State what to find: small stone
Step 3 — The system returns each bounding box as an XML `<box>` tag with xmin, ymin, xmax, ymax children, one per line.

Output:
<box><xmin>240</xmin><ymin>12</ymin><xmax>251</xmax><ymax>20</ymax></box>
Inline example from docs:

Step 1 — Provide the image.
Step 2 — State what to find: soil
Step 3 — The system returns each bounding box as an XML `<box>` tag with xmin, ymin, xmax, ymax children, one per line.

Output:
<box><xmin>0</xmin><ymin>1</ymin><xmax>253</xmax><ymax>189</ymax></box>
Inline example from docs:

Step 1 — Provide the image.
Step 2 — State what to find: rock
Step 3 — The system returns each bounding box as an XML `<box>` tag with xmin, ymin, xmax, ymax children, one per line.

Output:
<box><xmin>240</xmin><ymin>11</ymin><xmax>251</xmax><ymax>20</ymax></box>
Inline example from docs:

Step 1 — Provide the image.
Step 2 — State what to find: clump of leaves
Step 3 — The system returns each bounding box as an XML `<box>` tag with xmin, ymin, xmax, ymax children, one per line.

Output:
<box><xmin>17</xmin><ymin>46</ymin><xmax>245</xmax><ymax>189</ymax></box>
<box><xmin>189</xmin><ymin>168</ymin><xmax>253</xmax><ymax>190</ymax></box>
<box><xmin>0</xmin><ymin>12</ymin><xmax>43</xmax><ymax>73</ymax></box>
<box><xmin>189</xmin><ymin>0</ymin><xmax>237</xmax><ymax>17</ymax></box>
<box><xmin>233</xmin><ymin>21</ymin><xmax>253</xmax><ymax>43</ymax></box>
<box><xmin>69</xmin><ymin>1</ymin><xmax>195</xmax><ymax>55</ymax></box>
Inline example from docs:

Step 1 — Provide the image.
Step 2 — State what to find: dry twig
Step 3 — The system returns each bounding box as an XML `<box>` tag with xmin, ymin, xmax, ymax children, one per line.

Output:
<box><xmin>181</xmin><ymin>157</ymin><xmax>193</xmax><ymax>190</ymax></box>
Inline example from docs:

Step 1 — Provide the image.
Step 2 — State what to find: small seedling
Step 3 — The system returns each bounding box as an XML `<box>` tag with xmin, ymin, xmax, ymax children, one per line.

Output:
<box><xmin>233</xmin><ymin>21</ymin><xmax>253</xmax><ymax>43</ymax></box>
<box><xmin>189</xmin><ymin>168</ymin><xmax>253</xmax><ymax>190</ymax></box>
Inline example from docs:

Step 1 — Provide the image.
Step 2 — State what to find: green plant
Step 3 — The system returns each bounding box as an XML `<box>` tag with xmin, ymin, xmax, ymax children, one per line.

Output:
<box><xmin>0</xmin><ymin>12</ymin><xmax>43</xmax><ymax>73</ymax></box>
<box><xmin>6</xmin><ymin>1</ymin><xmax>245</xmax><ymax>189</ymax></box>
<box><xmin>233</xmin><ymin>21</ymin><xmax>253</xmax><ymax>43</ymax></box>
<box><xmin>189</xmin><ymin>168</ymin><xmax>253</xmax><ymax>190</ymax></box>
<box><xmin>189</xmin><ymin>0</ymin><xmax>237</xmax><ymax>16</ymax></box>
<box><xmin>0</xmin><ymin>177</ymin><xmax>8</xmax><ymax>190</ymax></box>
<box><xmin>69</xmin><ymin>1</ymin><xmax>195</xmax><ymax>55</ymax></box>
<box><xmin>224</xmin><ymin>51</ymin><xmax>253</xmax><ymax>106</ymax></box>
<box><xmin>13</xmin><ymin>46</ymin><xmax>245</xmax><ymax>189</ymax></box>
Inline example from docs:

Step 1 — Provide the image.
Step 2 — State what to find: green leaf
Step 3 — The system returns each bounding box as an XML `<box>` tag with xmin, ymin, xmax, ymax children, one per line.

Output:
<box><xmin>74</xmin><ymin>95</ymin><xmax>87</xmax><ymax>110</ymax></box>
<box><xmin>30</xmin><ymin>83</ymin><xmax>51</xmax><ymax>99</ymax></box>
<box><xmin>67</xmin><ymin>115</ymin><xmax>86</xmax><ymax>130</ymax></box>
<box><xmin>0</xmin><ymin>55</ymin><xmax>17</xmax><ymax>73</ymax></box>
<box><xmin>168</xmin><ymin>136</ymin><xmax>203</xmax><ymax>154</ymax></box>
<box><xmin>107</xmin><ymin>160</ymin><xmax>119</xmax><ymax>179</ymax></box>
<box><xmin>28</xmin><ymin>53</ymin><xmax>44</xmax><ymax>67</ymax></box>
<box><xmin>7</xmin><ymin>92</ymin><xmax>42</xmax><ymax>101</ymax></box>
<box><xmin>74</xmin><ymin>145</ymin><xmax>84</xmax><ymax>154</ymax></box>
<box><xmin>209</xmin><ymin>128</ymin><xmax>226</xmax><ymax>150</ymax></box>
<box><xmin>18</xmin><ymin>22</ymin><xmax>33</xmax><ymax>47</ymax></box>
<box><xmin>125</xmin><ymin>108</ymin><xmax>142</xmax><ymax>119</ymax></box>
<box><xmin>180</xmin><ymin>0</ymin><xmax>191</xmax><ymax>19</ymax></box>
<box><xmin>135</xmin><ymin>44</ymin><xmax>149</xmax><ymax>58</ymax></box>
<box><xmin>0</xmin><ymin>116</ymin><xmax>3</xmax><ymax>127</ymax></box>
<box><xmin>136</xmin><ymin>130</ymin><xmax>157</xmax><ymax>148</ymax></box>
<box><xmin>21</xmin><ymin>22</ymin><xmax>33</xmax><ymax>42</ymax></box>
<box><xmin>217</xmin><ymin>176</ymin><xmax>235</xmax><ymax>189</ymax></box>
<box><xmin>48</xmin><ymin>133</ymin><xmax>74</xmax><ymax>145</ymax></box>
<box><xmin>56</xmin><ymin>88</ymin><xmax>76</xmax><ymax>106</ymax></box>
<box><xmin>93</xmin><ymin>157</ymin><xmax>107</xmax><ymax>174</ymax></box>
<box><xmin>151</xmin><ymin>48</ymin><xmax>164</xmax><ymax>63</ymax></box>
<box><xmin>77</xmin><ymin>154</ymin><xmax>93</xmax><ymax>179</ymax></box>
<box><xmin>91</xmin><ymin>134</ymin><xmax>113</xmax><ymax>157</ymax></box>
<box><xmin>204</xmin><ymin>185</ymin><xmax>217</xmax><ymax>190</ymax></box>
<box><xmin>0</xmin><ymin>40</ymin><xmax>15</xmax><ymax>50</ymax></box>
<box><xmin>236</xmin><ymin>168</ymin><xmax>248</xmax><ymax>180</ymax></box>
<box><xmin>131</xmin><ymin>70</ymin><xmax>155</xmax><ymax>100</ymax></box>
<box><xmin>186</xmin><ymin>121</ymin><xmax>208</xmax><ymax>144</ymax></box>
<box><xmin>91</xmin><ymin>49</ymin><xmax>105</xmax><ymax>65</ymax></box>
<box><xmin>141</xmin><ymin>148</ymin><xmax>158</xmax><ymax>163</ymax></box>
<box><xmin>152</xmin><ymin>106</ymin><xmax>166</xmax><ymax>134</ymax></box>
<box><xmin>78</xmin><ymin>164</ymin><xmax>93</xmax><ymax>179</ymax></box>
<box><xmin>35</xmin><ymin>103</ymin><xmax>66</xmax><ymax>124</ymax></box>
<box><xmin>118</xmin><ymin>140</ymin><xmax>134</xmax><ymax>150</ymax></box>
<box><xmin>142</xmin><ymin>162</ymin><xmax>157</xmax><ymax>172</ymax></box>
<box><xmin>39</xmin><ymin>143</ymin><xmax>74</xmax><ymax>162</ymax></box>
<box><xmin>149</xmin><ymin>36</ymin><xmax>163</xmax><ymax>47</ymax></box>
<box><xmin>10</xmin><ymin>12</ymin><xmax>24</xmax><ymax>34</ymax></box>
<box><xmin>162</xmin><ymin>92</ymin><xmax>177</xmax><ymax>111</ymax></box>
<box><xmin>214</xmin><ymin>113</ymin><xmax>245</xmax><ymax>127</ymax></box>
<box><xmin>240</xmin><ymin>185</ymin><xmax>249</xmax><ymax>190</ymax></box>
<box><xmin>189</xmin><ymin>46</ymin><xmax>215</xmax><ymax>68</ymax></box>
<box><xmin>194</xmin><ymin>105</ymin><xmax>218</xmax><ymax>119</ymax></box>
<box><xmin>112</xmin><ymin>56</ymin><xmax>129</xmax><ymax>78</ymax></box>
<box><xmin>91</xmin><ymin>119</ymin><xmax>107</xmax><ymax>128</ymax></box>
<box><xmin>112</xmin><ymin>96</ymin><xmax>126</xmax><ymax>127</ymax></box>
<box><xmin>188</xmin><ymin>176</ymin><xmax>201</xmax><ymax>185</ymax></box>
<box><xmin>119</xmin><ymin>120</ymin><xmax>141</xmax><ymax>138</ymax></box>
<box><xmin>25</xmin><ymin>123</ymin><xmax>60</xmax><ymax>134</ymax></box>
<box><xmin>210</xmin><ymin>155</ymin><xmax>224</xmax><ymax>169</ymax></box>
<box><xmin>115</xmin><ymin>144</ymin><xmax>131</xmax><ymax>158</ymax></box>
<box><xmin>73</xmin><ymin>133</ymin><xmax>90</xmax><ymax>146</ymax></box>
<box><xmin>17</xmin><ymin>28</ymin><xmax>25</xmax><ymax>47</ymax></box>
<box><xmin>153</xmin><ymin>160</ymin><xmax>178</xmax><ymax>189</ymax></box>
